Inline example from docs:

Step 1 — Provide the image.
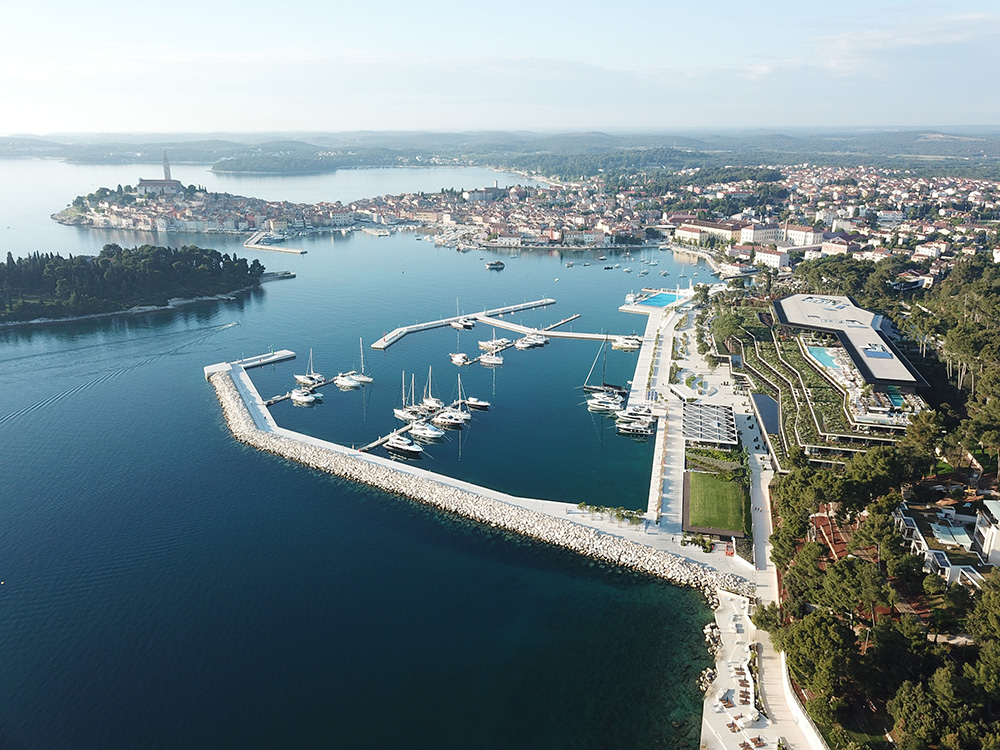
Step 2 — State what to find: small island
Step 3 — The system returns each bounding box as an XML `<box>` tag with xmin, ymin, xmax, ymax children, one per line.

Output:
<box><xmin>0</xmin><ymin>243</ymin><xmax>265</xmax><ymax>324</ymax></box>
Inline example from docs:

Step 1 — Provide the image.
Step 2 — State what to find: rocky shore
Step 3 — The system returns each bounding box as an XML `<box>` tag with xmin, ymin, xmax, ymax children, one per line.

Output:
<box><xmin>210</xmin><ymin>370</ymin><xmax>753</xmax><ymax>602</ymax></box>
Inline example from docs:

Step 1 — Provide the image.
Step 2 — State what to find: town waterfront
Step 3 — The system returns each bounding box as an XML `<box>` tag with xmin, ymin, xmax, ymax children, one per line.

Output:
<box><xmin>0</xmin><ymin>160</ymin><xmax>718</xmax><ymax>748</ymax></box>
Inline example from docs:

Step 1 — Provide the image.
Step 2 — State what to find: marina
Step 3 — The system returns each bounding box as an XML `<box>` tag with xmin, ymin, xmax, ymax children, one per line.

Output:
<box><xmin>243</xmin><ymin>230</ymin><xmax>307</xmax><ymax>254</ymax></box>
<box><xmin>4</xmin><ymin>158</ymin><xmax>783</xmax><ymax>750</ymax></box>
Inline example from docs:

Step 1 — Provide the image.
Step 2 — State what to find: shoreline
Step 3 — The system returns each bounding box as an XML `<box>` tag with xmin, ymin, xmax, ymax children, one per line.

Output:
<box><xmin>0</xmin><ymin>284</ymin><xmax>261</xmax><ymax>331</ymax></box>
<box><xmin>208</xmin><ymin>368</ymin><xmax>753</xmax><ymax>604</ymax></box>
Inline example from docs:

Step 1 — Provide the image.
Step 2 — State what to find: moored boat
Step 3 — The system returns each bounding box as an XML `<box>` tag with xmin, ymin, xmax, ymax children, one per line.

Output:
<box><xmin>480</xmin><ymin>352</ymin><xmax>503</xmax><ymax>366</ymax></box>
<box><xmin>290</xmin><ymin>388</ymin><xmax>316</xmax><ymax>405</ymax></box>
<box><xmin>294</xmin><ymin>348</ymin><xmax>323</xmax><ymax>386</ymax></box>
<box><xmin>385</xmin><ymin>434</ymin><xmax>424</xmax><ymax>456</ymax></box>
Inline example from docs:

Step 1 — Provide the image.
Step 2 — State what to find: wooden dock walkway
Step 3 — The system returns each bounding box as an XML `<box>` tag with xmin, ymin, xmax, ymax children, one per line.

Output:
<box><xmin>371</xmin><ymin>299</ymin><xmax>556</xmax><ymax>350</ymax></box>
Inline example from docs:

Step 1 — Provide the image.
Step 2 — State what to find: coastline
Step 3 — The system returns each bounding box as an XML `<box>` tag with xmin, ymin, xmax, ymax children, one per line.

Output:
<box><xmin>208</xmin><ymin>368</ymin><xmax>753</xmax><ymax>603</ymax></box>
<box><xmin>0</xmin><ymin>285</ymin><xmax>261</xmax><ymax>331</ymax></box>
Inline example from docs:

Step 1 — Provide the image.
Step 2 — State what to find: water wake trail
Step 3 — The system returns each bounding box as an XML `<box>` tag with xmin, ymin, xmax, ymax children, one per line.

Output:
<box><xmin>0</xmin><ymin>322</ymin><xmax>238</xmax><ymax>426</ymax></box>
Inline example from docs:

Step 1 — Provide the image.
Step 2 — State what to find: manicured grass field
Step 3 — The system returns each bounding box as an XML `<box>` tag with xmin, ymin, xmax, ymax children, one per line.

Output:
<box><xmin>687</xmin><ymin>471</ymin><xmax>745</xmax><ymax>533</ymax></box>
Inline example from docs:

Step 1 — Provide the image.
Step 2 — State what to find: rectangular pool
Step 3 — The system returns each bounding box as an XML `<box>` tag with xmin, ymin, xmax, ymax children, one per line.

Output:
<box><xmin>639</xmin><ymin>292</ymin><xmax>679</xmax><ymax>307</ymax></box>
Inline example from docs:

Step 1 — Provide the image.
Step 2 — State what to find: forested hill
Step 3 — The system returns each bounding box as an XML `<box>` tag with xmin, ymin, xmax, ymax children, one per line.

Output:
<box><xmin>0</xmin><ymin>244</ymin><xmax>264</xmax><ymax>323</ymax></box>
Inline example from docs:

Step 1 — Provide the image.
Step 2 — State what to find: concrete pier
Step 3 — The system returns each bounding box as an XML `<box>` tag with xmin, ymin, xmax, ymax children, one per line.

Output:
<box><xmin>243</xmin><ymin>231</ymin><xmax>306</xmax><ymax>254</ymax></box>
<box><xmin>371</xmin><ymin>299</ymin><xmax>556</xmax><ymax>349</ymax></box>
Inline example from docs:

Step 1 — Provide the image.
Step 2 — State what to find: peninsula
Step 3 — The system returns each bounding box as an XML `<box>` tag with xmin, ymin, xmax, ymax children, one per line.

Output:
<box><xmin>0</xmin><ymin>244</ymin><xmax>265</xmax><ymax>324</ymax></box>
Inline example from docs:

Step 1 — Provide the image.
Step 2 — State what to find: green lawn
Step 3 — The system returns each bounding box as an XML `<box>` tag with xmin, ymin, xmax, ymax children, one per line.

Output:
<box><xmin>688</xmin><ymin>471</ymin><xmax>745</xmax><ymax>533</ymax></box>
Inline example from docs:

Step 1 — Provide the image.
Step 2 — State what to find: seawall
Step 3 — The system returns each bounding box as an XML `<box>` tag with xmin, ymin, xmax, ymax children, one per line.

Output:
<box><xmin>209</xmin><ymin>370</ymin><xmax>753</xmax><ymax>603</ymax></box>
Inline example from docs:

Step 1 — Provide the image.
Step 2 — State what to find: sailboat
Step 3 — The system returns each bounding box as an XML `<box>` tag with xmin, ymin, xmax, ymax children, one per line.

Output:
<box><xmin>433</xmin><ymin>373</ymin><xmax>471</xmax><ymax>427</ymax></box>
<box><xmin>294</xmin><ymin>348</ymin><xmax>323</xmax><ymax>386</ymax></box>
<box><xmin>353</xmin><ymin>337</ymin><xmax>374</xmax><ymax>384</ymax></box>
<box><xmin>582</xmin><ymin>339</ymin><xmax>626</xmax><ymax>397</ymax></box>
<box><xmin>393</xmin><ymin>371</ymin><xmax>425</xmax><ymax>422</ymax></box>
<box><xmin>422</xmin><ymin>366</ymin><xmax>444</xmax><ymax>409</ymax></box>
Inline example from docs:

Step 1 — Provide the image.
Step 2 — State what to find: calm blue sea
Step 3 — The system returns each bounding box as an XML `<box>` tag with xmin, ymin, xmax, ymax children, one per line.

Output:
<box><xmin>0</xmin><ymin>159</ymin><xmax>717</xmax><ymax>749</ymax></box>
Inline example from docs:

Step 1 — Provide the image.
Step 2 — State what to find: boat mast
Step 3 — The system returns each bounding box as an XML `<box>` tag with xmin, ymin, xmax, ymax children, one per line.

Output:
<box><xmin>584</xmin><ymin>338</ymin><xmax>604</xmax><ymax>387</ymax></box>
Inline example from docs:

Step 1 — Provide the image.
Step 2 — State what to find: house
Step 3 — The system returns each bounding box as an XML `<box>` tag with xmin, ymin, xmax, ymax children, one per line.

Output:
<box><xmin>754</xmin><ymin>247</ymin><xmax>789</xmax><ymax>269</ymax></box>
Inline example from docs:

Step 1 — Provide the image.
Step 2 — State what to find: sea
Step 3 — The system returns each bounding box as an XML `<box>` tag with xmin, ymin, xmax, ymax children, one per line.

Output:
<box><xmin>0</xmin><ymin>159</ymin><xmax>718</xmax><ymax>749</ymax></box>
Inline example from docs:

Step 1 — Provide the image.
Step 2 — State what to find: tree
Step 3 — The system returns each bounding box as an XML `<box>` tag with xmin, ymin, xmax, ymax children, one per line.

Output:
<box><xmin>967</xmin><ymin>570</ymin><xmax>1000</xmax><ymax>642</ymax></box>
<box><xmin>897</xmin><ymin>409</ymin><xmax>945</xmax><ymax>478</ymax></box>
<box><xmin>888</xmin><ymin>680</ymin><xmax>940</xmax><ymax>750</ymax></box>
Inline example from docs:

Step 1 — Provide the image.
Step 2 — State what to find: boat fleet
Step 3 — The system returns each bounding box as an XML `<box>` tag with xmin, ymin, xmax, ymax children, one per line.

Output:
<box><xmin>385</xmin><ymin>371</ymin><xmax>490</xmax><ymax>459</ymax></box>
<box><xmin>288</xmin><ymin>341</ymin><xmax>375</xmax><ymax>405</ymax></box>
<box><xmin>448</xmin><ymin>329</ymin><xmax>551</xmax><ymax>370</ymax></box>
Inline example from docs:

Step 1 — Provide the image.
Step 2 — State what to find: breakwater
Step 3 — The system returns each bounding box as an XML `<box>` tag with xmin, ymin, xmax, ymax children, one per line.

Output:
<box><xmin>209</xmin><ymin>370</ymin><xmax>752</xmax><ymax>603</ymax></box>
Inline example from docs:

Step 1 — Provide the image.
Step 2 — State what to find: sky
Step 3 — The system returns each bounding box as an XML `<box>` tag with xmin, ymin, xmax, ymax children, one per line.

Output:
<box><xmin>2</xmin><ymin>0</ymin><xmax>998</xmax><ymax>136</ymax></box>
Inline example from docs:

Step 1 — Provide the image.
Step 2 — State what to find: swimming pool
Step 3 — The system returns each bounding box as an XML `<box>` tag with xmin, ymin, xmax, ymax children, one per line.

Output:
<box><xmin>887</xmin><ymin>386</ymin><xmax>905</xmax><ymax>408</ymax></box>
<box><xmin>807</xmin><ymin>346</ymin><xmax>841</xmax><ymax>369</ymax></box>
<box><xmin>639</xmin><ymin>292</ymin><xmax>679</xmax><ymax>307</ymax></box>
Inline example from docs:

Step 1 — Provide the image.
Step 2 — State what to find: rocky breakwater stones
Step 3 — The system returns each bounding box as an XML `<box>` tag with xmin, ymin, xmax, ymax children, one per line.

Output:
<box><xmin>209</xmin><ymin>371</ymin><xmax>753</xmax><ymax>600</ymax></box>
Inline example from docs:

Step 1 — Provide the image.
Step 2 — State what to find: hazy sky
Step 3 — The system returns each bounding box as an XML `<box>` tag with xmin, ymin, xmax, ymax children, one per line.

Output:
<box><xmin>2</xmin><ymin>0</ymin><xmax>998</xmax><ymax>135</ymax></box>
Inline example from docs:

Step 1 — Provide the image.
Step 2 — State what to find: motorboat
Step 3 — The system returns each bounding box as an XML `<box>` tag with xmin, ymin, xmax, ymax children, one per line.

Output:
<box><xmin>623</xmin><ymin>267</ymin><xmax>633</xmax><ymax>273</ymax></box>
<box><xmin>486</xmin><ymin>260</ymin><xmax>505</xmax><ymax>270</ymax></box>
<box><xmin>611</xmin><ymin>335</ymin><xmax>642</xmax><ymax>351</ymax></box>
<box><xmin>617</xmin><ymin>420</ymin><xmax>654</xmax><ymax>436</ymax></box>
<box><xmin>465</xmin><ymin>396</ymin><xmax>491</xmax><ymax>410</ymax></box>
<box><xmin>290</xmin><ymin>388</ymin><xmax>316</xmax><ymax>405</ymax></box>
<box><xmin>386</xmin><ymin>435</ymin><xmax>423</xmax><ymax>456</ymax></box>
<box><xmin>334</xmin><ymin>371</ymin><xmax>361</xmax><ymax>389</ymax></box>
<box><xmin>597</xmin><ymin>255</ymin><xmax>607</xmax><ymax>261</ymax></box>
<box><xmin>565</xmin><ymin>261</ymin><xmax>574</xmax><ymax>268</ymax></box>
<box><xmin>410</xmin><ymin>422</ymin><xmax>446</xmax><ymax>441</ymax></box>
<box><xmin>431</xmin><ymin>410</ymin><xmax>466</xmax><ymax>428</ymax></box>
<box><xmin>615</xmin><ymin>404</ymin><xmax>653</xmax><ymax>422</ymax></box>
<box><xmin>480</xmin><ymin>352</ymin><xmax>503</xmax><ymax>366</ymax></box>
<box><xmin>660</xmin><ymin>270</ymin><xmax>670</xmax><ymax>276</ymax></box>
<box><xmin>450</xmin><ymin>352</ymin><xmax>470</xmax><ymax>366</ymax></box>
<box><xmin>587</xmin><ymin>393</ymin><xmax>623</xmax><ymax>412</ymax></box>
<box><xmin>638</xmin><ymin>269</ymin><xmax>649</xmax><ymax>276</ymax></box>
<box><xmin>478</xmin><ymin>334</ymin><xmax>511</xmax><ymax>351</ymax></box>
<box><xmin>294</xmin><ymin>348</ymin><xmax>323</xmax><ymax>386</ymax></box>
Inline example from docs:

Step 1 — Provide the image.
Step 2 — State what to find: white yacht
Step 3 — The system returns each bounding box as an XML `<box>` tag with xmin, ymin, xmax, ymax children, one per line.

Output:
<box><xmin>431</xmin><ymin>410</ymin><xmax>466</xmax><ymax>428</ymax></box>
<box><xmin>465</xmin><ymin>396</ymin><xmax>491</xmax><ymax>410</ymax></box>
<box><xmin>480</xmin><ymin>352</ymin><xmax>503</xmax><ymax>366</ymax></box>
<box><xmin>611</xmin><ymin>335</ymin><xmax>642</xmax><ymax>351</ymax></box>
<box><xmin>450</xmin><ymin>352</ymin><xmax>470</xmax><ymax>366</ymax></box>
<box><xmin>410</xmin><ymin>422</ymin><xmax>446</xmax><ymax>441</ymax></box>
<box><xmin>294</xmin><ymin>348</ymin><xmax>323</xmax><ymax>386</ymax></box>
<box><xmin>290</xmin><ymin>388</ymin><xmax>316</xmax><ymax>405</ymax></box>
<box><xmin>478</xmin><ymin>335</ymin><xmax>511</xmax><ymax>351</ymax></box>
<box><xmin>615</xmin><ymin>405</ymin><xmax>653</xmax><ymax>422</ymax></box>
<box><xmin>385</xmin><ymin>435</ymin><xmax>423</xmax><ymax>456</ymax></box>
<box><xmin>618</xmin><ymin>419</ymin><xmax>654</xmax><ymax>436</ymax></box>
<box><xmin>587</xmin><ymin>393</ymin><xmax>623</xmax><ymax>412</ymax></box>
<box><xmin>334</xmin><ymin>372</ymin><xmax>361</xmax><ymax>389</ymax></box>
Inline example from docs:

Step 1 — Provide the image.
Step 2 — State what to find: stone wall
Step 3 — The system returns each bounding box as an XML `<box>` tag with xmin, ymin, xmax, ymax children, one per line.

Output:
<box><xmin>210</xmin><ymin>371</ymin><xmax>753</xmax><ymax>602</ymax></box>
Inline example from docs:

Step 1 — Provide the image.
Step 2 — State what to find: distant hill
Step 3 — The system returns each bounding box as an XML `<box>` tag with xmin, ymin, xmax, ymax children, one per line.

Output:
<box><xmin>3</xmin><ymin>128</ymin><xmax>999</xmax><ymax>178</ymax></box>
